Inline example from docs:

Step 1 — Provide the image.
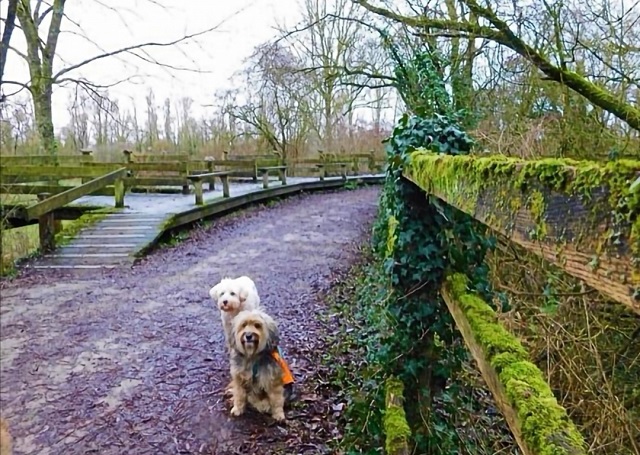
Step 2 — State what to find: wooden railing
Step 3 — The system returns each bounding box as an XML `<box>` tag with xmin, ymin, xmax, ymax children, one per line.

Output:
<box><xmin>1</xmin><ymin>168</ymin><xmax>129</xmax><ymax>252</ymax></box>
<box><xmin>392</xmin><ymin>150</ymin><xmax>639</xmax><ymax>455</ymax></box>
<box><xmin>0</xmin><ymin>151</ymin><xmax>385</xmax><ymax>253</ymax></box>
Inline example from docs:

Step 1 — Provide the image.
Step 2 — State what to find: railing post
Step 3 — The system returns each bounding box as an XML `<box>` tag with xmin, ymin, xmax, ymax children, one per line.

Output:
<box><xmin>194</xmin><ymin>178</ymin><xmax>204</xmax><ymax>205</ymax></box>
<box><xmin>221</xmin><ymin>175</ymin><xmax>230</xmax><ymax>198</ymax></box>
<box><xmin>206</xmin><ymin>158</ymin><xmax>215</xmax><ymax>190</ymax></box>
<box><xmin>181</xmin><ymin>154</ymin><xmax>190</xmax><ymax>195</ymax></box>
<box><xmin>368</xmin><ymin>150</ymin><xmax>376</xmax><ymax>173</ymax></box>
<box><xmin>37</xmin><ymin>193</ymin><xmax>56</xmax><ymax>253</ymax></box>
<box><xmin>114</xmin><ymin>178</ymin><xmax>125</xmax><ymax>208</ymax></box>
<box><xmin>252</xmin><ymin>159</ymin><xmax>259</xmax><ymax>183</ymax></box>
<box><xmin>80</xmin><ymin>149</ymin><xmax>94</xmax><ymax>183</ymax></box>
<box><xmin>262</xmin><ymin>169</ymin><xmax>270</xmax><ymax>189</ymax></box>
<box><xmin>278</xmin><ymin>167</ymin><xmax>287</xmax><ymax>185</ymax></box>
<box><xmin>123</xmin><ymin>149</ymin><xmax>134</xmax><ymax>163</ymax></box>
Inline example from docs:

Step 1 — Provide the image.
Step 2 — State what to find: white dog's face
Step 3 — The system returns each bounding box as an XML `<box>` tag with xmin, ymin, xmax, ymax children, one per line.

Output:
<box><xmin>209</xmin><ymin>279</ymin><xmax>248</xmax><ymax>313</ymax></box>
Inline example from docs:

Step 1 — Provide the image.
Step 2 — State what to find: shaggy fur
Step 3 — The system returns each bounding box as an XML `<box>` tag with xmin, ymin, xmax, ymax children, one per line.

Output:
<box><xmin>209</xmin><ymin>276</ymin><xmax>261</xmax><ymax>348</ymax></box>
<box><xmin>228</xmin><ymin>309</ymin><xmax>286</xmax><ymax>421</ymax></box>
<box><xmin>0</xmin><ymin>418</ymin><xmax>11</xmax><ymax>455</ymax></box>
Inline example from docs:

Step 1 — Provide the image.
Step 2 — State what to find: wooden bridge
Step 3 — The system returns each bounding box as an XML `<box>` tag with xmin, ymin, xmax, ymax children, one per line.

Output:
<box><xmin>1</xmin><ymin>150</ymin><xmax>385</xmax><ymax>270</ymax></box>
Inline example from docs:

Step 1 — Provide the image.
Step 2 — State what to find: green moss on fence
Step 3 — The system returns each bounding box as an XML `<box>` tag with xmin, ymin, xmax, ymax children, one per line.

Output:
<box><xmin>405</xmin><ymin>151</ymin><xmax>639</xmax><ymax>256</ymax></box>
<box><xmin>446</xmin><ymin>273</ymin><xmax>587</xmax><ymax>455</ymax></box>
<box><xmin>384</xmin><ymin>377</ymin><xmax>411</xmax><ymax>454</ymax></box>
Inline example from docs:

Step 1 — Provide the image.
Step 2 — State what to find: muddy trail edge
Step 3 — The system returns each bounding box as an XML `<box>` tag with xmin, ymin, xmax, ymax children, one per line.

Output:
<box><xmin>0</xmin><ymin>187</ymin><xmax>380</xmax><ymax>455</ymax></box>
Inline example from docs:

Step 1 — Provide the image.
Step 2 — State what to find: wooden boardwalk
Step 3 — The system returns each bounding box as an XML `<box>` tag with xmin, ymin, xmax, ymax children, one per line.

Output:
<box><xmin>28</xmin><ymin>175</ymin><xmax>383</xmax><ymax>270</ymax></box>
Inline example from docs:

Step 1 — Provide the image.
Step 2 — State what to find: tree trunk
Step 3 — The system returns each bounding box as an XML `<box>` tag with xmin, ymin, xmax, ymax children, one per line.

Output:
<box><xmin>32</xmin><ymin>84</ymin><xmax>56</xmax><ymax>157</ymax></box>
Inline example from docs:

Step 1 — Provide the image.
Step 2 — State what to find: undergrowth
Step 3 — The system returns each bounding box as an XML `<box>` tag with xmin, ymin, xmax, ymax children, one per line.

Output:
<box><xmin>489</xmin><ymin>242</ymin><xmax>640</xmax><ymax>454</ymax></box>
<box><xmin>323</xmin><ymin>250</ymin><xmax>518</xmax><ymax>454</ymax></box>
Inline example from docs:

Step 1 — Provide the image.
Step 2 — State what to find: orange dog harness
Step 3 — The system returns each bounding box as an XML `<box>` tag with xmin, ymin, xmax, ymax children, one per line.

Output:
<box><xmin>251</xmin><ymin>347</ymin><xmax>295</xmax><ymax>385</ymax></box>
<box><xmin>272</xmin><ymin>348</ymin><xmax>295</xmax><ymax>385</ymax></box>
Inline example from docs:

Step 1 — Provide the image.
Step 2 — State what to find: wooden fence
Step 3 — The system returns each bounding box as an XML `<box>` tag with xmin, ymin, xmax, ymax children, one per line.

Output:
<box><xmin>386</xmin><ymin>150</ymin><xmax>639</xmax><ymax>455</ymax></box>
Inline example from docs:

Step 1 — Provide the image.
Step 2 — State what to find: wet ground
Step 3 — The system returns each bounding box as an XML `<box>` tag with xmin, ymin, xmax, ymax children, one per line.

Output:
<box><xmin>0</xmin><ymin>187</ymin><xmax>380</xmax><ymax>454</ymax></box>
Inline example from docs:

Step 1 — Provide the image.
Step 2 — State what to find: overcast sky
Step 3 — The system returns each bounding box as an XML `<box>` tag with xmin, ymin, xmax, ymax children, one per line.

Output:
<box><xmin>3</xmin><ymin>0</ymin><xmax>303</xmax><ymax>132</ymax></box>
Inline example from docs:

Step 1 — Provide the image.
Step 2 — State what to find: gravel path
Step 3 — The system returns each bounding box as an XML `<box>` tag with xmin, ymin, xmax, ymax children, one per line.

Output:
<box><xmin>0</xmin><ymin>187</ymin><xmax>380</xmax><ymax>455</ymax></box>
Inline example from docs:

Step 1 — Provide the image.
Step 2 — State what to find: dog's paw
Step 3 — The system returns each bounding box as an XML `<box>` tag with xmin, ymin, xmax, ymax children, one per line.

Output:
<box><xmin>230</xmin><ymin>405</ymin><xmax>245</xmax><ymax>417</ymax></box>
<box><xmin>271</xmin><ymin>410</ymin><xmax>286</xmax><ymax>422</ymax></box>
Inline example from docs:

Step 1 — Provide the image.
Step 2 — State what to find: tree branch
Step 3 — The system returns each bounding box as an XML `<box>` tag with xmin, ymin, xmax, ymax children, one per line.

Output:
<box><xmin>43</xmin><ymin>0</ymin><xmax>66</xmax><ymax>73</ymax></box>
<box><xmin>352</xmin><ymin>0</ymin><xmax>640</xmax><ymax>131</ymax></box>
<box><xmin>0</xmin><ymin>0</ymin><xmax>18</xmax><ymax>85</ymax></box>
<box><xmin>53</xmin><ymin>23</ymin><xmax>225</xmax><ymax>81</ymax></box>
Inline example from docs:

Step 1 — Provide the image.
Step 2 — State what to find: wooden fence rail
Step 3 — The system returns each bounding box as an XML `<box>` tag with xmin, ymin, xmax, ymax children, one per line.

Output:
<box><xmin>442</xmin><ymin>274</ymin><xmax>587</xmax><ymax>455</ymax></box>
<box><xmin>404</xmin><ymin>151</ymin><xmax>640</xmax><ymax>313</ymax></box>
<box><xmin>387</xmin><ymin>151</ymin><xmax>640</xmax><ymax>453</ymax></box>
<box><xmin>5</xmin><ymin>168</ymin><xmax>129</xmax><ymax>252</ymax></box>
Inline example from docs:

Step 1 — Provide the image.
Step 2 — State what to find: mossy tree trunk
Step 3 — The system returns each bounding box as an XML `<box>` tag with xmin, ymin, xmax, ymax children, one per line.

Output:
<box><xmin>15</xmin><ymin>0</ymin><xmax>66</xmax><ymax>157</ymax></box>
<box><xmin>32</xmin><ymin>81</ymin><xmax>56</xmax><ymax>156</ymax></box>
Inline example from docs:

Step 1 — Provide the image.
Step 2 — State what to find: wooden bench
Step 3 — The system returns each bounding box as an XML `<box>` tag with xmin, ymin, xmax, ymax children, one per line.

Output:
<box><xmin>315</xmin><ymin>162</ymin><xmax>349</xmax><ymax>181</ymax></box>
<box><xmin>187</xmin><ymin>171</ymin><xmax>233</xmax><ymax>205</ymax></box>
<box><xmin>257</xmin><ymin>166</ymin><xmax>288</xmax><ymax>189</ymax></box>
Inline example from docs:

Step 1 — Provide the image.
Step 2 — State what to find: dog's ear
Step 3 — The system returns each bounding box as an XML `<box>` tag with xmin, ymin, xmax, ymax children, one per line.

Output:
<box><xmin>209</xmin><ymin>283</ymin><xmax>221</xmax><ymax>301</ymax></box>
<box><xmin>228</xmin><ymin>324</ymin><xmax>238</xmax><ymax>352</ymax></box>
<box><xmin>264</xmin><ymin>317</ymin><xmax>280</xmax><ymax>352</ymax></box>
<box><xmin>238</xmin><ymin>286</ymin><xmax>249</xmax><ymax>303</ymax></box>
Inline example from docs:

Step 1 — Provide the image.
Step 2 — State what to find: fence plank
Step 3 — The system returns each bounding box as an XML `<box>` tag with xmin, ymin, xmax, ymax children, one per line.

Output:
<box><xmin>441</xmin><ymin>273</ymin><xmax>587</xmax><ymax>455</ymax></box>
<box><xmin>404</xmin><ymin>152</ymin><xmax>640</xmax><ymax>313</ymax></box>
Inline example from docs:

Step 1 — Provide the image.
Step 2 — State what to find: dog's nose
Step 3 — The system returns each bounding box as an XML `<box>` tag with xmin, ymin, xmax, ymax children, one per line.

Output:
<box><xmin>222</xmin><ymin>299</ymin><xmax>228</xmax><ymax>305</ymax></box>
<box><xmin>244</xmin><ymin>333</ymin><xmax>255</xmax><ymax>342</ymax></box>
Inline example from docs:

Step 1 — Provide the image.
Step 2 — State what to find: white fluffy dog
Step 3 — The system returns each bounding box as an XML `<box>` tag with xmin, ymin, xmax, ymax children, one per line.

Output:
<box><xmin>209</xmin><ymin>276</ymin><xmax>261</xmax><ymax>347</ymax></box>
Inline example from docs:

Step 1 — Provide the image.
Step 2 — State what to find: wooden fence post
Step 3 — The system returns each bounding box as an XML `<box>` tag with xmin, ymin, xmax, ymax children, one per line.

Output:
<box><xmin>123</xmin><ymin>150</ymin><xmax>133</xmax><ymax>163</ymax></box>
<box><xmin>114</xmin><ymin>178</ymin><xmax>125</xmax><ymax>208</ymax></box>
<box><xmin>37</xmin><ymin>193</ymin><xmax>56</xmax><ymax>253</ymax></box>
<box><xmin>80</xmin><ymin>149</ymin><xmax>94</xmax><ymax>183</ymax></box>
<box><xmin>206</xmin><ymin>158</ymin><xmax>215</xmax><ymax>190</ymax></box>
<box><xmin>368</xmin><ymin>150</ymin><xmax>376</xmax><ymax>173</ymax></box>
<box><xmin>220</xmin><ymin>175</ymin><xmax>230</xmax><ymax>198</ymax></box>
<box><xmin>181</xmin><ymin>153</ymin><xmax>190</xmax><ymax>195</ymax></box>
<box><xmin>193</xmin><ymin>178</ymin><xmax>204</xmax><ymax>205</ymax></box>
<box><xmin>278</xmin><ymin>167</ymin><xmax>287</xmax><ymax>185</ymax></box>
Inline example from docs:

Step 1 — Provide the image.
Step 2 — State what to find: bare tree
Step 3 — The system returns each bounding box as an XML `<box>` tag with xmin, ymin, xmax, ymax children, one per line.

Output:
<box><xmin>0</xmin><ymin>0</ymin><xmax>18</xmax><ymax>94</ymax></box>
<box><xmin>145</xmin><ymin>89</ymin><xmax>159</xmax><ymax>148</ymax></box>
<box><xmin>221</xmin><ymin>41</ymin><xmax>313</xmax><ymax>159</ymax></box>
<box><xmin>163</xmin><ymin>98</ymin><xmax>173</xmax><ymax>145</ymax></box>
<box><xmin>7</xmin><ymin>0</ymin><xmax>230</xmax><ymax>155</ymax></box>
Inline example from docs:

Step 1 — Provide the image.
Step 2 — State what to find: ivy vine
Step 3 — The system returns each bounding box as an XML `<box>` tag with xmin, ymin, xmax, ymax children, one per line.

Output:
<box><xmin>339</xmin><ymin>48</ymin><xmax>497</xmax><ymax>454</ymax></box>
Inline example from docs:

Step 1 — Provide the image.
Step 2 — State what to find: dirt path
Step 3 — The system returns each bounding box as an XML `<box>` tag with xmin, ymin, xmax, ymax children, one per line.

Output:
<box><xmin>0</xmin><ymin>187</ymin><xmax>380</xmax><ymax>455</ymax></box>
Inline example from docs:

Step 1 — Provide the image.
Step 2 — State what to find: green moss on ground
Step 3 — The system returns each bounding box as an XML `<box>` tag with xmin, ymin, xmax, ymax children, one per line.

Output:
<box><xmin>55</xmin><ymin>207</ymin><xmax>121</xmax><ymax>248</ymax></box>
<box><xmin>447</xmin><ymin>273</ymin><xmax>588</xmax><ymax>455</ymax></box>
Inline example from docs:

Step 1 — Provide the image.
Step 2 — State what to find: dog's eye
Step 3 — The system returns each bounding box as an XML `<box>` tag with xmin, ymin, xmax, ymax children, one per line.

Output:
<box><xmin>254</xmin><ymin>323</ymin><xmax>262</xmax><ymax>330</ymax></box>
<box><xmin>230</xmin><ymin>292</ymin><xmax>236</xmax><ymax>296</ymax></box>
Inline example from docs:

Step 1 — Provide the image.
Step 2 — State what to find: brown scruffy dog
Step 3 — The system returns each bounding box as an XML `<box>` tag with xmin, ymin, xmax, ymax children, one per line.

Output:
<box><xmin>228</xmin><ymin>309</ymin><xmax>286</xmax><ymax>421</ymax></box>
<box><xmin>0</xmin><ymin>418</ymin><xmax>12</xmax><ymax>455</ymax></box>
